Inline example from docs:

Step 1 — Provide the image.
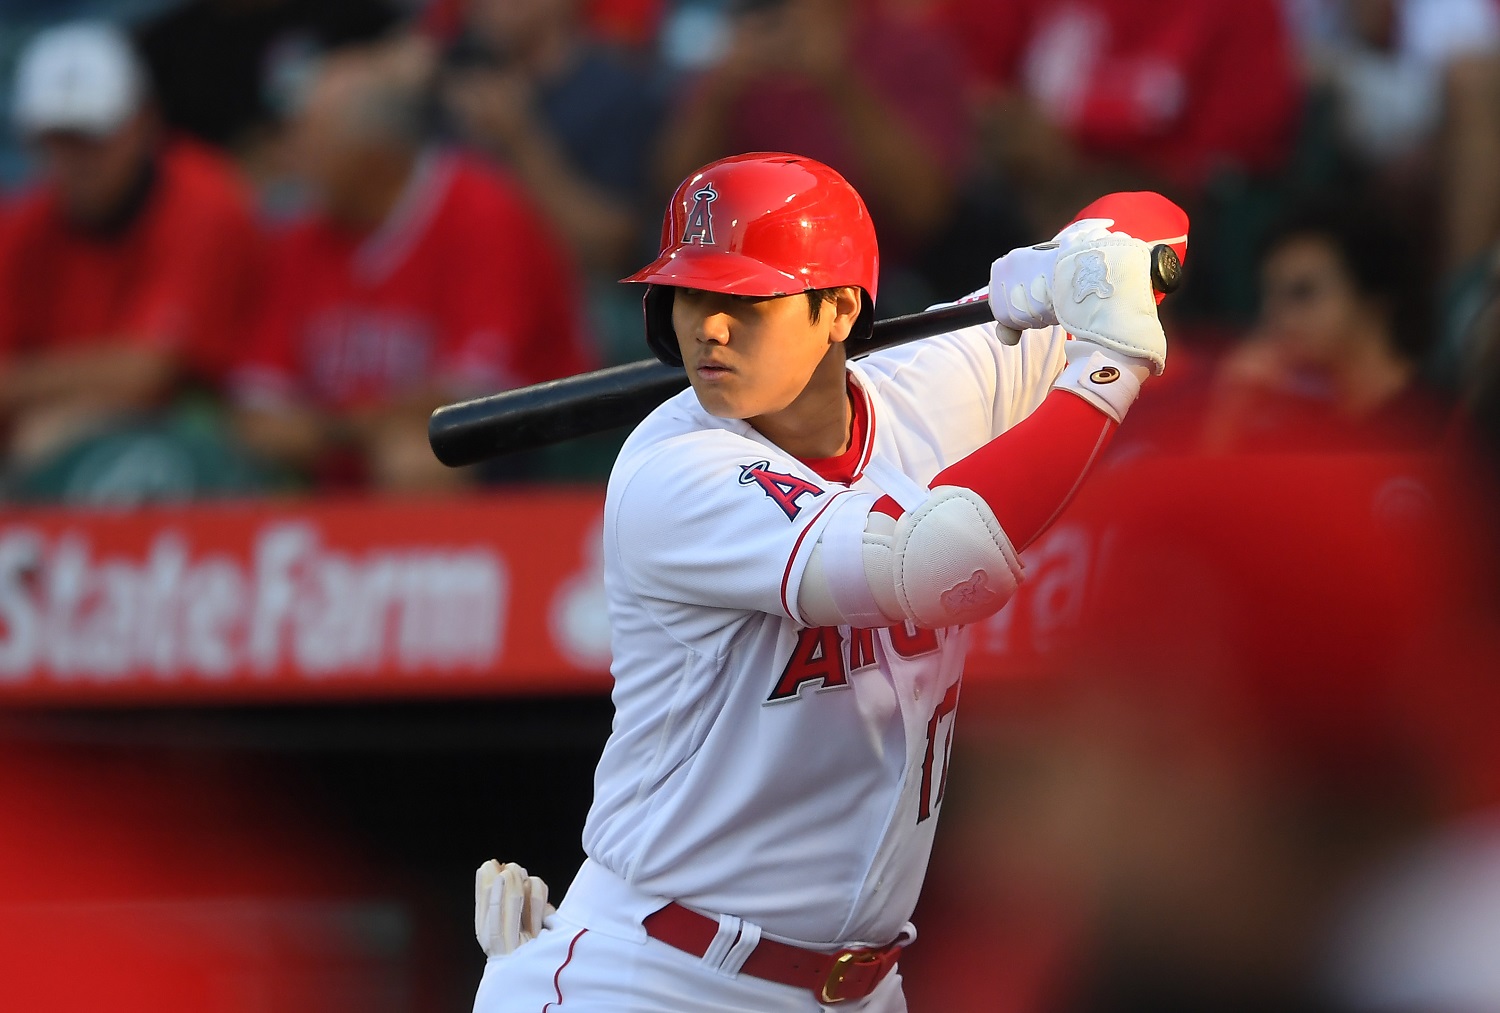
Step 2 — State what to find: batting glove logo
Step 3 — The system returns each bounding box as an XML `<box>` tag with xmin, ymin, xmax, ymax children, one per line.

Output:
<box><xmin>1072</xmin><ymin>250</ymin><xmax>1114</xmax><ymax>302</ymax></box>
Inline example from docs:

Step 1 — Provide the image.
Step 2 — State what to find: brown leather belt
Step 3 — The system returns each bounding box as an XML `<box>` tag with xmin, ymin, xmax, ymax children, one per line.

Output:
<box><xmin>641</xmin><ymin>901</ymin><xmax>904</xmax><ymax>1005</ymax></box>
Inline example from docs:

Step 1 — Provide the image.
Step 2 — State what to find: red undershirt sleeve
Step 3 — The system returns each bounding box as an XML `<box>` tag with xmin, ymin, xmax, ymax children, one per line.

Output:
<box><xmin>874</xmin><ymin>391</ymin><xmax>1117</xmax><ymax>551</ymax></box>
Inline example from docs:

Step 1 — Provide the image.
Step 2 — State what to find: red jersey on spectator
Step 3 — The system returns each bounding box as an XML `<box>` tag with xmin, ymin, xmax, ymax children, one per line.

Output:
<box><xmin>234</xmin><ymin>152</ymin><xmax>593</xmax><ymax>413</ymax></box>
<box><xmin>937</xmin><ymin>0</ymin><xmax>1300</xmax><ymax>186</ymax></box>
<box><xmin>0</xmin><ymin>139</ymin><xmax>262</xmax><ymax>383</ymax></box>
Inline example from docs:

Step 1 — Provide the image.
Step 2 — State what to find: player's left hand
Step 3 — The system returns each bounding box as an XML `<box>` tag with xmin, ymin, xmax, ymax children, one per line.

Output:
<box><xmin>474</xmin><ymin>859</ymin><xmax>555</xmax><ymax>957</ymax></box>
<box><xmin>987</xmin><ymin>215</ymin><xmax>1153</xmax><ymax>334</ymax></box>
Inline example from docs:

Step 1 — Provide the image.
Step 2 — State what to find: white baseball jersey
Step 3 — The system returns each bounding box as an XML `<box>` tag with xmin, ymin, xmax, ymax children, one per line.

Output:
<box><xmin>580</xmin><ymin>320</ymin><xmax>1069</xmax><ymax>946</ymax></box>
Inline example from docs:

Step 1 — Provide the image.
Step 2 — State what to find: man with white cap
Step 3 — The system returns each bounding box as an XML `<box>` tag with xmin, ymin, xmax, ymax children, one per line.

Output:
<box><xmin>0</xmin><ymin>21</ymin><xmax>262</xmax><ymax>469</ymax></box>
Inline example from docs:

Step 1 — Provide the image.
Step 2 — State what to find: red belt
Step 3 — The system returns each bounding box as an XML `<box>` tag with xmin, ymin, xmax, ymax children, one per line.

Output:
<box><xmin>641</xmin><ymin>902</ymin><xmax>905</xmax><ymax>1005</ymax></box>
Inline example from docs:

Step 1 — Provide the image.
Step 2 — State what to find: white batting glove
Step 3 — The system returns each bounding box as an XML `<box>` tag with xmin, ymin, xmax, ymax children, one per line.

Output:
<box><xmin>1051</xmin><ymin>218</ymin><xmax>1168</xmax><ymax>374</ymax></box>
<box><xmin>988</xmin><ymin>219</ymin><xmax>1112</xmax><ymax>333</ymax></box>
<box><xmin>474</xmin><ymin>859</ymin><xmax>555</xmax><ymax>957</ymax></box>
<box><xmin>989</xmin><ymin>217</ymin><xmax>1169</xmax><ymax>374</ymax></box>
<box><xmin>988</xmin><ymin>241</ymin><xmax>1062</xmax><ymax>331</ymax></box>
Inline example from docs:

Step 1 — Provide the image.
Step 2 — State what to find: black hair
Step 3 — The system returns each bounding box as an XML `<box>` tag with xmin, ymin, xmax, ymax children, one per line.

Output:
<box><xmin>1258</xmin><ymin>200</ymin><xmax>1431</xmax><ymax>360</ymax></box>
<box><xmin>805</xmin><ymin>287</ymin><xmax>843</xmax><ymax>323</ymax></box>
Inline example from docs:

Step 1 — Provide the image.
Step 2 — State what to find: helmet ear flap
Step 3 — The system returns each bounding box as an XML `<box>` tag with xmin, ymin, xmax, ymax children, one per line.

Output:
<box><xmin>643</xmin><ymin>286</ymin><xmax>683</xmax><ymax>366</ymax></box>
<box><xmin>849</xmin><ymin>289</ymin><xmax>876</xmax><ymax>344</ymax></box>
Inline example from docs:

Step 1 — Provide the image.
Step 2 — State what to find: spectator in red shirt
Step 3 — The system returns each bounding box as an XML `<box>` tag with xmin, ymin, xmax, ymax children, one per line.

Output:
<box><xmin>232</xmin><ymin>48</ymin><xmax>595</xmax><ymax>493</ymax></box>
<box><xmin>0</xmin><ymin>22</ymin><xmax>263</xmax><ymax>468</ymax></box>
<box><xmin>1205</xmin><ymin>201</ymin><xmax>1446</xmax><ymax>452</ymax></box>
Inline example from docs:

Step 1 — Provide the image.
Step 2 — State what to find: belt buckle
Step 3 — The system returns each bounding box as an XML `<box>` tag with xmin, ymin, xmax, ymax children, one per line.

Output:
<box><xmin>819</xmin><ymin>947</ymin><xmax>885</xmax><ymax>1004</ymax></box>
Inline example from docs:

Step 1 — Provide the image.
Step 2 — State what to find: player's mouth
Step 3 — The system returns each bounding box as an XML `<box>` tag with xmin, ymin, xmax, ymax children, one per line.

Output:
<box><xmin>695</xmin><ymin>360</ymin><xmax>735</xmax><ymax>381</ymax></box>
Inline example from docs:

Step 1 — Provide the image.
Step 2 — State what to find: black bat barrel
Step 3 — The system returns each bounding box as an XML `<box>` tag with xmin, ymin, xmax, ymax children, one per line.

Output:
<box><xmin>429</xmin><ymin>359</ymin><xmax>689</xmax><ymax>467</ymax></box>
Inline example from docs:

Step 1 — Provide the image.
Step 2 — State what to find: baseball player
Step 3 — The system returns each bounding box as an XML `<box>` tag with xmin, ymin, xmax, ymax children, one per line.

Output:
<box><xmin>472</xmin><ymin>152</ymin><xmax>1187</xmax><ymax>1011</ymax></box>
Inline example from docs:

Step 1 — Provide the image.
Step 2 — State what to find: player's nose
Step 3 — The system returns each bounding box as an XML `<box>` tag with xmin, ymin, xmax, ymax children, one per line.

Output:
<box><xmin>698</xmin><ymin>309</ymin><xmax>732</xmax><ymax>345</ymax></box>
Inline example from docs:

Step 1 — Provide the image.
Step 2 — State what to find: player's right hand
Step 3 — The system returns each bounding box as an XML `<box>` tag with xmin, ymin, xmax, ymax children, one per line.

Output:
<box><xmin>474</xmin><ymin>859</ymin><xmax>555</xmax><ymax>957</ymax></box>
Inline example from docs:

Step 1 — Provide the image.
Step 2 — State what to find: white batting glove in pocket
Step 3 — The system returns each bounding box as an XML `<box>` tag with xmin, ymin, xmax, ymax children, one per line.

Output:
<box><xmin>475</xmin><ymin>859</ymin><xmax>555</xmax><ymax>957</ymax></box>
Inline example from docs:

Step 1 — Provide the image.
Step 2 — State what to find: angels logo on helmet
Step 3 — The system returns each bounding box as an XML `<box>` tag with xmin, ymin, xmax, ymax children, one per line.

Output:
<box><xmin>680</xmin><ymin>183</ymin><xmax>718</xmax><ymax>246</ymax></box>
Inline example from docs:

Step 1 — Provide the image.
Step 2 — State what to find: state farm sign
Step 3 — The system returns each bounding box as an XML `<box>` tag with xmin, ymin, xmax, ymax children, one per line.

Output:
<box><xmin>0</xmin><ymin>494</ymin><xmax>613</xmax><ymax>704</ymax></box>
<box><xmin>0</xmin><ymin>523</ymin><xmax>504</xmax><ymax>681</ymax></box>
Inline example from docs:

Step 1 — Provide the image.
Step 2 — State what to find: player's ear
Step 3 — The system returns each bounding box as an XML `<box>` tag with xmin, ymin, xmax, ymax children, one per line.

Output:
<box><xmin>827</xmin><ymin>286</ymin><xmax>863</xmax><ymax>344</ymax></box>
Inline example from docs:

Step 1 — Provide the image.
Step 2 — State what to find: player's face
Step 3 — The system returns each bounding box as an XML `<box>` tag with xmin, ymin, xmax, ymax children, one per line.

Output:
<box><xmin>672</xmin><ymin>288</ymin><xmax>858</xmax><ymax>422</ymax></box>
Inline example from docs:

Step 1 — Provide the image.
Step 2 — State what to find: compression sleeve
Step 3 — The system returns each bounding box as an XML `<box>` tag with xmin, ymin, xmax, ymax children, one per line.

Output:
<box><xmin>798</xmin><ymin>342</ymin><xmax>1150</xmax><ymax>629</ymax></box>
<box><xmin>873</xmin><ymin>390</ymin><xmax>1116</xmax><ymax>552</ymax></box>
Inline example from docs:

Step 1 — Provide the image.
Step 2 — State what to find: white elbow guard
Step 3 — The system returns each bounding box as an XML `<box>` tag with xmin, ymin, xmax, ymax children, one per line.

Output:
<box><xmin>798</xmin><ymin>487</ymin><xmax>1024</xmax><ymax>629</ymax></box>
<box><xmin>890</xmin><ymin>486</ymin><xmax>1023</xmax><ymax>627</ymax></box>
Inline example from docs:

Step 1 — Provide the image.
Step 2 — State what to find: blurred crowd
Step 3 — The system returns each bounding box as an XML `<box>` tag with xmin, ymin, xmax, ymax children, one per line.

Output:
<box><xmin>0</xmin><ymin>0</ymin><xmax>1499</xmax><ymax>498</ymax></box>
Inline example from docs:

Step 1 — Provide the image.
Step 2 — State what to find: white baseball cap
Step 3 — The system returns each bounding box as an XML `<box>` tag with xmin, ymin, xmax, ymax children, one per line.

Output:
<box><xmin>12</xmin><ymin>22</ymin><xmax>147</xmax><ymax>137</ymax></box>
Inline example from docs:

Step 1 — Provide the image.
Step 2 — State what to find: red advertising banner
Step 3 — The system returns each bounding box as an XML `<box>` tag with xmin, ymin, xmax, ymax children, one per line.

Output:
<box><xmin>0</xmin><ymin>491</ymin><xmax>615</xmax><ymax>705</ymax></box>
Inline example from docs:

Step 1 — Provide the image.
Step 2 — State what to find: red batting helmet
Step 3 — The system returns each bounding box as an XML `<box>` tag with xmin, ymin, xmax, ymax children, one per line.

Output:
<box><xmin>622</xmin><ymin>152</ymin><xmax>880</xmax><ymax>366</ymax></box>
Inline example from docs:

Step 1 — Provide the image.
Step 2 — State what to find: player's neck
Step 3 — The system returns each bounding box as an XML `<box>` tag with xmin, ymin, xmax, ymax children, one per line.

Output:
<box><xmin>749</xmin><ymin>348</ymin><xmax>852</xmax><ymax>460</ymax></box>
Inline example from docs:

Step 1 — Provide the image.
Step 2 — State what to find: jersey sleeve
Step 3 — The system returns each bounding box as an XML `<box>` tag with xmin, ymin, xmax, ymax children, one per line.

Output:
<box><xmin>858</xmin><ymin>313</ymin><xmax>1070</xmax><ymax>449</ymax></box>
<box><xmin>609</xmin><ymin>430</ymin><xmax>877</xmax><ymax>624</ymax></box>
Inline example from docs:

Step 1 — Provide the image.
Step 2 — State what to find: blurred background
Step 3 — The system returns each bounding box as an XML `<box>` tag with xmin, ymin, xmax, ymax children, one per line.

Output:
<box><xmin>1</xmin><ymin>0</ymin><xmax>1499</xmax><ymax>1010</ymax></box>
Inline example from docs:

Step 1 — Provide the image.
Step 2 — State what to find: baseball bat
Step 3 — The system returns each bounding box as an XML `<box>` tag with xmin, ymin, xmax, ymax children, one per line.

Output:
<box><xmin>429</xmin><ymin>299</ymin><xmax>990</xmax><ymax>467</ymax></box>
<box><xmin>429</xmin><ymin>245</ymin><xmax>1183</xmax><ymax>467</ymax></box>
